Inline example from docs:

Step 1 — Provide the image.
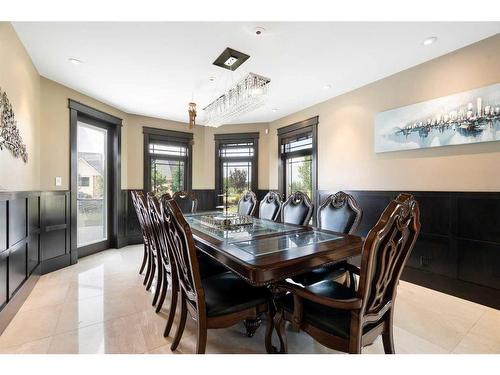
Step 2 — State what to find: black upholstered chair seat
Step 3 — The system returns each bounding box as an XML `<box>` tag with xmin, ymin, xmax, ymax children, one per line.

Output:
<box><xmin>197</xmin><ymin>251</ymin><xmax>228</xmax><ymax>278</ymax></box>
<box><xmin>277</xmin><ymin>280</ymin><xmax>372</xmax><ymax>339</ymax></box>
<box><xmin>202</xmin><ymin>271</ymin><xmax>270</xmax><ymax>317</ymax></box>
<box><xmin>291</xmin><ymin>264</ymin><xmax>346</xmax><ymax>286</ymax></box>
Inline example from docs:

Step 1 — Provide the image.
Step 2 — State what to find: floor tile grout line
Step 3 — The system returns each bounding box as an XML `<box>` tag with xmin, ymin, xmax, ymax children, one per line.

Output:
<box><xmin>449</xmin><ymin>308</ymin><xmax>489</xmax><ymax>353</ymax></box>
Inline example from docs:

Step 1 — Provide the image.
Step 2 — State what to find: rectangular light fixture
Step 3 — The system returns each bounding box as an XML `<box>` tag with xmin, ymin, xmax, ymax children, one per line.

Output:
<box><xmin>213</xmin><ymin>47</ymin><xmax>250</xmax><ymax>71</ymax></box>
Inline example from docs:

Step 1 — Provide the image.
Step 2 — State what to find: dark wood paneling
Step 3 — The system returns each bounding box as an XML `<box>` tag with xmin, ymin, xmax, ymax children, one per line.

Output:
<box><xmin>407</xmin><ymin>235</ymin><xmax>457</xmax><ymax>278</ymax></box>
<box><xmin>319</xmin><ymin>190</ymin><xmax>500</xmax><ymax>309</ymax></box>
<box><xmin>0</xmin><ymin>191</ymin><xmax>71</xmax><ymax>334</ymax></box>
<box><xmin>0</xmin><ymin>201</ymin><xmax>6</xmax><ymax>252</ymax></box>
<box><xmin>8</xmin><ymin>242</ymin><xmax>27</xmax><ymax>298</ymax></box>
<box><xmin>8</xmin><ymin>198</ymin><xmax>27</xmax><ymax>247</ymax></box>
<box><xmin>457</xmin><ymin>196</ymin><xmax>500</xmax><ymax>243</ymax></box>
<box><xmin>41</xmin><ymin>230</ymin><xmax>67</xmax><ymax>261</ymax></box>
<box><xmin>192</xmin><ymin>189</ymin><xmax>216</xmax><ymax>211</ymax></box>
<box><xmin>0</xmin><ymin>256</ymin><xmax>6</xmax><ymax>309</ymax></box>
<box><xmin>458</xmin><ymin>239</ymin><xmax>500</xmax><ymax>289</ymax></box>
<box><xmin>40</xmin><ymin>192</ymin><xmax>70</xmax><ymax>266</ymax></box>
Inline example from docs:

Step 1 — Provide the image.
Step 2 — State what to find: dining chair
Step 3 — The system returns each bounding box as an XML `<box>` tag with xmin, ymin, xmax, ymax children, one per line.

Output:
<box><xmin>130</xmin><ymin>191</ymin><xmax>149</xmax><ymax>277</ymax></box>
<box><xmin>281</xmin><ymin>191</ymin><xmax>313</xmax><ymax>225</ymax></box>
<box><xmin>135</xmin><ymin>192</ymin><xmax>171</xmax><ymax>308</ymax></box>
<box><xmin>164</xmin><ymin>199</ymin><xmax>271</xmax><ymax>354</ymax></box>
<box><xmin>237</xmin><ymin>191</ymin><xmax>258</xmax><ymax>216</ymax></box>
<box><xmin>172</xmin><ymin>190</ymin><xmax>198</xmax><ymax>214</ymax></box>
<box><xmin>292</xmin><ymin>191</ymin><xmax>363</xmax><ymax>286</ymax></box>
<box><xmin>145</xmin><ymin>193</ymin><xmax>177</xmax><ymax>317</ymax></box>
<box><xmin>131</xmin><ymin>190</ymin><xmax>166</xmax><ymax>292</ymax></box>
<box><xmin>259</xmin><ymin>191</ymin><xmax>282</xmax><ymax>221</ymax></box>
<box><xmin>268</xmin><ymin>193</ymin><xmax>421</xmax><ymax>354</ymax></box>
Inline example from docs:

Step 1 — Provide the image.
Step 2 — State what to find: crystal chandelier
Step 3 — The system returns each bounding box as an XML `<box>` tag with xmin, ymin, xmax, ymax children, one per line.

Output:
<box><xmin>203</xmin><ymin>72</ymin><xmax>271</xmax><ymax>127</ymax></box>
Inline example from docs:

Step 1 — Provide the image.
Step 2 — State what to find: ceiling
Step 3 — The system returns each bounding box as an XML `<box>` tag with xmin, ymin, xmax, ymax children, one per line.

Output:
<box><xmin>13</xmin><ymin>22</ymin><xmax>500</xmax><ymax>125</ymax></box>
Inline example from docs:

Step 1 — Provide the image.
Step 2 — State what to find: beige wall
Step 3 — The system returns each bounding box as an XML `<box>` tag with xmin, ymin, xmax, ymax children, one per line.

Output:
<box><xmin>126</xmin><ymin>115</ymin><xmax>269</xmax><ymax>189</ymax></box>
<box><xmin>0</xmin><ymin>22</ymin><xmax>40</xmax><ymax>191</ymax></box>
<box><xmin>40</xmin><ymin>77</ymin><xmax>128</xmax><ymax>190</ymax></box>
<box><xmin>267</xmin><ymin>34</ymin><xmax>500</xmax><ymax>192</ymax></box>
<box><xmin>4</xmin><ymin>21</ymin><xmax>499</xmax><ymax>193</ymax></box>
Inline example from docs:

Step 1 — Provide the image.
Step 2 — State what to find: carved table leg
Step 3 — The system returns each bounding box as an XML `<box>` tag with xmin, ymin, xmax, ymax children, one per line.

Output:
<box><xmin>265</xmin><ymin>288</ymin><xmax>288</xmax><ymax>353</ymax></box>
<box><xmin>244</xmin><ymin>316</ymin><xmax>262</xmax><ymax>337</ymax></box>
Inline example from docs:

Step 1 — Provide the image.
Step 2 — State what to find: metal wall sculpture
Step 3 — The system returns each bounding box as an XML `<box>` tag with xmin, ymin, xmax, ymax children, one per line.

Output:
<box><xmin>375</xmin><ymin>83</ymin><xmax>500</xmax><ymax>152</ymax></box>
<box><xmin>0</xmin><ymin>87</ymin><xmax>28</xmax><ymax>162</ymax></box>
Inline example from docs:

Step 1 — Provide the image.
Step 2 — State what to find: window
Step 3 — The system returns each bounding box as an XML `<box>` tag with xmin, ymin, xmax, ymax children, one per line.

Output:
<box><xmin>278</xmin><ymin>117</ymin><xmax>318</xmax><ymax>203</ymax></box>
<box><xmin>78</xmin><ymin>176</ymin><xmax>90</xmax><ymax>187</ymax></box>
<box><xmin>143</xmin><ymin>127</ymin><xmax>193</xmax><ymax>196</ymax></box>
<box><xmin>215</xmin><ymin>133</ymin><xmax>259</xmax><ymax>212</ymax></box>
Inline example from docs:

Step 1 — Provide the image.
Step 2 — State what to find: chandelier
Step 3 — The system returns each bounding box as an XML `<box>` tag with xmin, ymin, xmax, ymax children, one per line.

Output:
<box><xmin>203</xmin><ymin>72</ymin><xmax>271</xmax><ymax>127</ymax></box>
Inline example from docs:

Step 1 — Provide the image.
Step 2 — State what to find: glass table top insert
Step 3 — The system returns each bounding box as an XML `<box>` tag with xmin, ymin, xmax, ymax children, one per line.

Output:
<box><xmin>185</xmin><ymin>212</ymin><xmax>299</xmax><ymax>242</ymax></box>
<box><xmin>234</xmin><ymin>231</ymin><xmax>342</xmax><ymax>256</ymax></box>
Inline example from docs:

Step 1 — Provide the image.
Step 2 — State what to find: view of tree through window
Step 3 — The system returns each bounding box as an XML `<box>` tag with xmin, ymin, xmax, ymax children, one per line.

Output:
<box><xmin>151</xmin><ymin>159</ymin><xmax>185</xmax><ymax>196</ymax></box>
<box><xmin>222</xmin><ymin>161</ymin><xmax>252</xmax><ymax>211</ymax></box>
<box><xmin>216</xmin><ymin>137</ymin><xmax>257</xmax><ymax>213</ymax></box>
<box><xmin>286</xmin><ymin>155</ymin><xmax>312</xmax><ymax>198</ymax></box>
<box><xmin>147</xmin><ymin>140</ymin><xmax>189</xmax><ymax>196</ymax></box>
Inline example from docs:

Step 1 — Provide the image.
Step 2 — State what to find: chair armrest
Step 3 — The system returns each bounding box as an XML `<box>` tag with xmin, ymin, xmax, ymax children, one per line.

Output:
<box><xmin>274</xmin><ymin>281</ymin><xmax>362</xmax><ymax>310</ymax></box>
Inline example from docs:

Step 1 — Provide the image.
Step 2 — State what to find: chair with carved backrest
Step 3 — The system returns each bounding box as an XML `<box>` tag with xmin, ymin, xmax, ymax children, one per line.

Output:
<box><xmin>268</xmin><ymin>193</ymin><xmax>420</xmax><ymax>354</ymax></box>
<box><xmin>259</xmin><ymin>191</ymin><xmax>282</xmax><ymax>221</ymax></box>
<box><xmin>130</xmin><ymin>190</ymin><xmax>162</xmax><ymax>292</ymax></box>
<box><xmin>172</xmin><ymin>191</ymin><xmax>198</xmax><ymax>214</ymax></box>
<box><xmin>135</xmin><ymin>192</ymin><xmax>172</xmax><ymax>308</ymax></box>
<box><xmin>237</xmin><ymin>191</ymin><xmax>257</xmax><ymax>216</ymax></box>
<box><xmin>164</xmin><ymin>199</ymin><xmax>271</xmax><ymax>354</ymax></box>
<box><xmin>145</xmin><ymin>193</ymin><xmax>177</xmax><ymax>318</ymax></box>
<box><xmin>281</xmin><ymin>191</ymin><xmax>313</xmax><ymax>226</ymax></box>
<box><xmin>130</xmin><ymin>191</ymin><xmax>149</xmax><ymax>278</ymax></box>
<box><xmin>292</xmin><ymin>191</ymin><xmax>363</xmax><ymax>286</ymax></box>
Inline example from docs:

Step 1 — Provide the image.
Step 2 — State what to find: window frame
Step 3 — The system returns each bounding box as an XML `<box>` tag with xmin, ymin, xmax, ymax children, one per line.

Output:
<box><xmin>277</xmin><ymin>116</ymin><xmax>318</xmax><ymax>205</ymax></box>
<box><xmin>214</xmin><ymin>132</ymin><xmax>259</xmax><ymax>207</ymax></box>
<box><xmin>143</xmin><ymin>127</ymin><xmax>193</xmax><ymax>194</ymax></box>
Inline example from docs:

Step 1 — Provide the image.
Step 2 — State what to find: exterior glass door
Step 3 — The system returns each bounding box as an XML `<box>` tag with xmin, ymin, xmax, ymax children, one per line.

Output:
<box><xmin>77</xmin><ymin>121</ymin><xmax>108</xmax><ymax>247</ymax></box>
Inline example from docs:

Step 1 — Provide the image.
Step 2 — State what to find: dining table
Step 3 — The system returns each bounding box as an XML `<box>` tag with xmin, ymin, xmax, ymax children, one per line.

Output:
<box><xmin>184</xmin><ymin>211</ymin><xmax>364</xmax><ymax>351</ymax></box>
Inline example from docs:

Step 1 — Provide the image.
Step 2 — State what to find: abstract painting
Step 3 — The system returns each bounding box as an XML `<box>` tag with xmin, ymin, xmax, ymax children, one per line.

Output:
<box><xmin>374</xmin><ymin>83</ymin><xmax>500</xmax><ymax>153</ymax></box>
<box><xmin>0</xmin><ymin>87</ymin><xmax>28</xmax><ymax>162</ymax></box>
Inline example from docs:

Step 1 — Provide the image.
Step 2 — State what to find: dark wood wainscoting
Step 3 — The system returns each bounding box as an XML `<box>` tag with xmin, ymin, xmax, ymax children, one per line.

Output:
<box><xmin>119</xmin><ymin>189</ymin><xmax>217</xmax><ymax>247</ymax></box>
<box><xmin>318</xmin><ymin>190</ymin><xmax>500</xmax><ymax>310</ymax></box>
<box><xmin>0</xmin><ymin>190</ymin><xmax>70</xmax><ymax>334</ymax></box>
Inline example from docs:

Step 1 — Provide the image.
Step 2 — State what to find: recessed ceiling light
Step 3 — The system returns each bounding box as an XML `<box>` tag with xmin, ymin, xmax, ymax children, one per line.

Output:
<box><xmin>423</xmin><ymin>36</ymin><xmax>438</xmax><ymax>46</ymax></box>
<box><xmin>254</xmin><ymin>27</ymin><xmax>266</xmax><ymax>36</ymax></box>
<box><xmin>323</xmin><ymin>84</ymin><xmax>331</xmax><ymax>90</ymax></box>
<box><xmin>209</xmin><ymin>76</ymin><xmax>216</xmax><ymax>82</ymax></box>
<box><xmin>272</xmin><ymin>108</ymin><xmax>279</xmax><ymax>112</ymax></box>
<box><xmin>68</xmin><ymin>58</ymin><xmax>82</xmax><ymax>65</ymax></box>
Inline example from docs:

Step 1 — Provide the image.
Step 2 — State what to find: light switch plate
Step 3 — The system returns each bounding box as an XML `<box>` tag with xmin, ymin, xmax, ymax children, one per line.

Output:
<box><xmin>55</xmin><ymin>177</ymin><xmax>62</xmax><ymax>186</ymax></box>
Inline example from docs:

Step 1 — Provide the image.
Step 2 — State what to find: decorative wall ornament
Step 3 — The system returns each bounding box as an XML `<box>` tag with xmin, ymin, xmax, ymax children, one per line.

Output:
<box><xmin>375</xmin><ymin>83</ymin><xmax>500</xmax><ymax>153</ymax></box>
<box><xmin>0</xmin><ymin>87</ymin><xmax>28</xmax><ymax>162</ymax></box>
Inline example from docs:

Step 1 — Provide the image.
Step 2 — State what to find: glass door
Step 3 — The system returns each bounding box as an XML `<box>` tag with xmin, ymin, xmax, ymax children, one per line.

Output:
<box><xmin>77</xmin><ymin>121</ymin><xmax>109</xmax><ymax>249</ymax></box>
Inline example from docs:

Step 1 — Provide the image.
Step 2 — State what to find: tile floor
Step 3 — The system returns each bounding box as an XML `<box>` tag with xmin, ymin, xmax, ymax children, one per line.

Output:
<box><xmin>0</xmin><ymin>245</ymin><xmax>498</xmax><ymax>354</ymax></box>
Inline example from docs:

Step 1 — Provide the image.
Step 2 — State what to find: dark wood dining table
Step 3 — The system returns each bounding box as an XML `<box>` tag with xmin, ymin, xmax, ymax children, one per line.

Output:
<box><xmin>184</xmin><ymin>211</ymin><xmax>364</xmax><ymax>346</ymax></box>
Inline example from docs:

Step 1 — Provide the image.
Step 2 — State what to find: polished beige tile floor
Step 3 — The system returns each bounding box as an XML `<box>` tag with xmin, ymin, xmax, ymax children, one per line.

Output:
<box><xmin>0</xmin><ymin>244</ymin><xmax>498</xmax><ymax>354</ymax></box>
